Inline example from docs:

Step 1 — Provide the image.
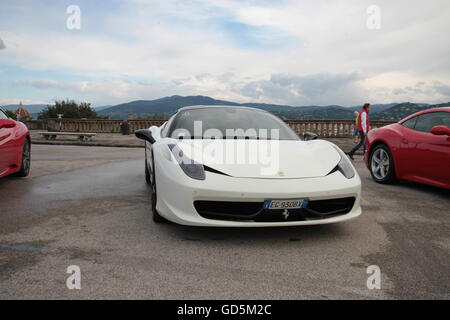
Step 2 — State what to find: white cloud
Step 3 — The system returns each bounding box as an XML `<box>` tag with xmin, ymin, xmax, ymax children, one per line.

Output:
<box><xmin>1</xmin><ymin>0</ymin><xmax>450</xmax><ymax>105</ymax></box>
<box><xmin>236</xmin><ymin>73</ymin><xmax>366</xmax><ymax>105</ymax></box>
<box><xmin>0</xmin><ymin>98</ymin><xmax>49</xmax><ymax>105</ymax></box>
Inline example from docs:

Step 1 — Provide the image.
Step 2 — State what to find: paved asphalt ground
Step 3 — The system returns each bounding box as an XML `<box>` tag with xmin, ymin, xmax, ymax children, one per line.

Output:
<box><xmin>0</xmin><ymin>144</ymin><xmax>449</xmax><ymax>299</ymax></box>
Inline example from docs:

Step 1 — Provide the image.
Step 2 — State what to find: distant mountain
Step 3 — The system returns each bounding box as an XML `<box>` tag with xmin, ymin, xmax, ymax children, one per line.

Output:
<box><xmin>371</xmin><ymin>102</ymin><xmax>450</xmax><ymax>120</ymax></box>
<box><xmin>13</xmin><ymin>96</ymin><xmax>445</xmax><ymax>121</ymax></box>
<box><xmin>98</xmin><ymin>96</ymin><xmax>241</xmax><ymax>119</ymax></box>
<box><xmin>99</xmin><ymin>95</ymin><xmax>434</xmax><ymax>120</ymax></box>
<box><xmin>93</xmin><ymin>105</ymin><xmax>112</xmax><ymax>111</ymax></box>
<box><xmin>98</xmin><ymin>95</ymin><xmax>353</xmax><ymax>120</ymax></box>
<box><xmin>348</xmin><ymin>103</ymin><xmax>399</xmax><ymax>114</ymax></box>
<box><xmin>271</xmin><ymin>105</ymin><xmax>354</xmax><ymax>120</ymax></box>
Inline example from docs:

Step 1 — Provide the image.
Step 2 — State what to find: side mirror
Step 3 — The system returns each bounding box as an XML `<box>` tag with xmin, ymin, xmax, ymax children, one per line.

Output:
<box><xmin>431</xmin><ymin>125</ymin><xmax>450</xmax><ymax>136</ymax></box>
<box><xmin>135</xmin><ymin>129</ymin><xmax>156</xmax><ymax>144</ymax></box>
<box><xmin>303</xmin><ymin>132</ymin><xmax>318</xmax><ymax>141</ymax></box>
<box><xmin>0</xmin><ymin>119</ymin><xmax>16</xmax><ymax>129</ymax></box>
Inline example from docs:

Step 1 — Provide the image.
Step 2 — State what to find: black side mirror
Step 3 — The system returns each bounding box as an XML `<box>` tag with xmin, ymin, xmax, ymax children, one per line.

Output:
<box><xmin>303</xmin><ymin>132</ymin><xmax>318</xmax><ymax>141</ymax></box>
<box><xmin>135</xmin><ymin>129</ymin><xmax>156</xmax><ymax>144</ymax></box>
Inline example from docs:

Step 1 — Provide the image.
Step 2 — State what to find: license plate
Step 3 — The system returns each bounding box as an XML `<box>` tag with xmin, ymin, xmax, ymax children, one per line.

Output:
<box><xmin>263</xmin><ymin>199</ymin><xmax>307</xmax><ymax>210</ymax></box>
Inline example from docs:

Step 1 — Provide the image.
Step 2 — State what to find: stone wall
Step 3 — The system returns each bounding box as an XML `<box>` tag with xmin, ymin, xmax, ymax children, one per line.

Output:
<box><xmin>285</xmin><ymin>120</ymin><xmax>393</xmax><ymax>137</ymax></box>
<box><xmin>25</xmin><ymin>119</ymin><xmax>394</xmax><ymax>138</ymax></box>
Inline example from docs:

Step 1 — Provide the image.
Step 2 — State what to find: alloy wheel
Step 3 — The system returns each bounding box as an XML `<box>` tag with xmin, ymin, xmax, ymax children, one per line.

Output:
<box><xmin>371</xmin><ymin>148</ymin><xmax>390</xmax><ymax>180</ymax></box>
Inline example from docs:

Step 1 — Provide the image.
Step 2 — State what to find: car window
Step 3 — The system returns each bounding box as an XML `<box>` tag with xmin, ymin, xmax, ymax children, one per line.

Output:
<box><xmin>414</xmin><ymin>112</ymin><xmax>450</xmax><ymax>132</ymax></box>
<box><xmin>402</xmin><ymin>117</ymin><xmax>417</xmax><ymax>129</ymax></box>
<box><xmin>168</xmin><ymin>107</ymin><xmax>300</xmax><ymax>140</ymax></box>
<box><xmin>0</xmin><ymin>109</ymin><xmax>9</xmax><ymax>119</ymax></box>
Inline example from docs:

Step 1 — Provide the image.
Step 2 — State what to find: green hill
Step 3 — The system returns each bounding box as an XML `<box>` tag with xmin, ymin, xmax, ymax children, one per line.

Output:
<box><xmin>371</xmin><ymin>102</ymin><xmax>450</xmax><ymax>120</ymax></box>
<box><xmin>93</xmin><ymin>96</ymin><xmax>450</xmax><ymax>120</ymax></box>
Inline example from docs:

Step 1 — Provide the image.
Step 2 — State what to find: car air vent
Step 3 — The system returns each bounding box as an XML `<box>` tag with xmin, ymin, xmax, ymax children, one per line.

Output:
<box><xmin>194</xmin><ymin>201</ymin><xmax>264</xmax><ymax>218</ymax></box>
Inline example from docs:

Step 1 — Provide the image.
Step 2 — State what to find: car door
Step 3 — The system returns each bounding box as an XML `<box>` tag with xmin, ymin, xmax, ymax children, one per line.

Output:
<box><xmin>0</xmin><ymin>110</ymin><xmax>16</xmax><ymax>174</ymax></box>
<box><xmin>396</xmin><ymin>116</ymin><xmax>419</xmax><ymax>178</ymax></box>
<box><xmin>403</xmin><ymin>111</ymin><xmax>450</xmax><ymax>186</ymax></box>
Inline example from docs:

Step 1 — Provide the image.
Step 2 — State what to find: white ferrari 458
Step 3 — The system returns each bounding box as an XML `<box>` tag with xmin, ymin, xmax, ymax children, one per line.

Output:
<box><xmin>135</xmin><ymin>106</ymin><xmax>361</xmax><ymax>227</ymax></box>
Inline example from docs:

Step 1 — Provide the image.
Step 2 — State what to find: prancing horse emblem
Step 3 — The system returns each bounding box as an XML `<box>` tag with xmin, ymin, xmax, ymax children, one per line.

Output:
<box><xmin>282</xmin><ymin>209</ymin><xmax>290</xmax><ymax>220</ymax></box>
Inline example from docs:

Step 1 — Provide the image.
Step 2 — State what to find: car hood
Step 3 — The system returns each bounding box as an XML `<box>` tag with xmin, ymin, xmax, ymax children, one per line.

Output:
<box><xmin>174</xmin><ymin>139</ymin><xmax>341</xmax><ymax>179</ymax></box>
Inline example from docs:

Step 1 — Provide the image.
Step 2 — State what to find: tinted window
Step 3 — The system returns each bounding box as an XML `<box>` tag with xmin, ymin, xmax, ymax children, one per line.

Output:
<box><xmin>169</xmin><ymin>108</ymin><xmax>299</xmax><ymax>140</ymax></box>
<box><xmin>402</xmin><ymin>117</ymin><xmax>417</xmax><ymax>129</ymax></box>
<box><xmin>414</xmin><ymin>112</ymin><xmax>450</xmax><ymax>132</ymax></box>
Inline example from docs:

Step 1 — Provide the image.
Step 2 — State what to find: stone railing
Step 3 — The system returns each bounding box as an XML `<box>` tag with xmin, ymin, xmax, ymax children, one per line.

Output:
<box><xmin>285</xmin><ymin>120</ymin><xmax>394</xmax><ymax>137</ymax></box>
<box><xmin>25</xmin><ymin>119</ymin><xmax>395</xmax><ymax>138</ymax></box>
<box><xmin>26</xmin><ymin>119</ymin><xmax>166</xmax><ymax>133</ymax></box>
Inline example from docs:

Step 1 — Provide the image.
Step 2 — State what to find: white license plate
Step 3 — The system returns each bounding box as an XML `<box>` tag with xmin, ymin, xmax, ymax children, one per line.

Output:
<box><xmin>265</xmin><ymin>199</ymin><xmax>305</xmax><ymax>210</ymax></box>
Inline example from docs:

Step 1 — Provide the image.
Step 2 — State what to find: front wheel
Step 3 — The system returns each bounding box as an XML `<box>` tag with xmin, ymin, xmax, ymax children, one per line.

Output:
<box><xmin>13</xmin><ymin>138</ymin><xmax>31</xmax><ymax>177</ymax></box>
<box><xmin>369</xmin><ymin>144</ymin><xmax>396</xmax><ymax>184</ymax></box>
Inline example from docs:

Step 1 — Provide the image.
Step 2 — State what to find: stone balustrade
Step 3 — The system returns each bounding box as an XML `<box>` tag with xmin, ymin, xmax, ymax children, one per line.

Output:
<box><xmin>25</xmin><ymin>119</ymin><xmax>395</xmax><ymax>138</ymax></box>
<box><xmin>285</xmin><ymin>120</ymin><xmax>393</xmax><ymax>137</ymax></box>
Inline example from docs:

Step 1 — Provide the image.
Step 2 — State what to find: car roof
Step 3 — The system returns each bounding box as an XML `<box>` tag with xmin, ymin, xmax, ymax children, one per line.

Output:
<box><xmin>399</xmin><ymin>107</ymin><xmax>450</xmax><ymax>123</ymax></box>
<box><xmin>177</xmin><ymin>105</ymin><xmax>268</xmax><ymax>113</ymax></box>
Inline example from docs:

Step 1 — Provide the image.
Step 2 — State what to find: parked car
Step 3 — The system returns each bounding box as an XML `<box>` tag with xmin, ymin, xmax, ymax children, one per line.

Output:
<box><xmin>135</xmin><ymin>105</ymin><xmax>361</xmax><ymax>227</ymax></box>
<box><xmin>365</xmin><ymin>107</ymin><xmax>450</xmax><ymax>189</ymax></box>
<box><xmin>0</xmin><ymin>108</ymin><xmax>31</xmax><ymax>178</ymax></box>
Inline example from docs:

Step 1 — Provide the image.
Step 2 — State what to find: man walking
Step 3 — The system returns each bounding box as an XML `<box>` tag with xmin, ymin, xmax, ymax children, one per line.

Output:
<box><xmin>347</xmin><ymin>103</ymin><xmax>371</xmax><ymax>160</ymax></box>
<box><xmin>353</xmin><ymin>110</ymin><xmax>360</xmax><ymax>144</ymax></box>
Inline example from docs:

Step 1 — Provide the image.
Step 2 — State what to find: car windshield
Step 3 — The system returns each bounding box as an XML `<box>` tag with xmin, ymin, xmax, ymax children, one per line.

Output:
<box><xmin>168</xmin><ymin>107</ymin><xmax>300</xmax><ymax>140</ymax></box>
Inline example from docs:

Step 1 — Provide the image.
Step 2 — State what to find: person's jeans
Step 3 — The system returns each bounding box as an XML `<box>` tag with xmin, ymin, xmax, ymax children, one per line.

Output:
<box><xmin>349</xmin><ymin>131</ymin><xmax>366</xmax><ymax>156</ymax></box>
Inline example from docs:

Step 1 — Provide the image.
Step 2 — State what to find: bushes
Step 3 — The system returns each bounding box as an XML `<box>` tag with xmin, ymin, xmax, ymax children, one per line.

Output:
<box><xmin>38</xmin><ymin>100</ymin><xmax>106</xmax><ymax>119</ymax></box>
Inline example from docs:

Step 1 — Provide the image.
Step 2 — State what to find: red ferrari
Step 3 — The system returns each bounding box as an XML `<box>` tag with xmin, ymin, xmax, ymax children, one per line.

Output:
<box><xmin>0</xmin><ymin>108</ymin><xmax>31</xmax><ymax>178</ymax></box>
<box><xmin>365</xmin><ymin>107</ymin><xmax>450</xmax><ymax>189</ymax></box>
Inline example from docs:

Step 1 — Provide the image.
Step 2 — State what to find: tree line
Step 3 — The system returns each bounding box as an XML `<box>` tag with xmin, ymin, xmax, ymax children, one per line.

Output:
<box><xmin>38</xmin><ymin>100</ymin><xmax>106</xmax><ymax>120</ymax></box>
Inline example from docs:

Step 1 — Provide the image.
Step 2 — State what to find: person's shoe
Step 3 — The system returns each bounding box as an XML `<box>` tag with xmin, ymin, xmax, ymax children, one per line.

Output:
<box><xmin>346</xmin><ymin>152</ymin><xmax>354</xmax><ymax>161</ymax></box>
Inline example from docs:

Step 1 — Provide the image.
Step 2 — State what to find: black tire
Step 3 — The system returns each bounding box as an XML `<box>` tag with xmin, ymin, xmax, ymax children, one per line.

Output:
<box><xmin>149</xmin><ymin>151</ymin><xmax>167</xmax><ymax>223</ymax></box>
<box><xmin>369</xmin><ymin>144</ymin><xmax>396</xmax><ymax>184</ymax></box>
<box><xmin>144</xmin><ymin>155</ymin><xmax>151</xmax><ymax>185</ymax></box>
<box><xmin>13</xmin><ymin>138</ymin><xmax>31</xmax><ymax>177</ymax></box>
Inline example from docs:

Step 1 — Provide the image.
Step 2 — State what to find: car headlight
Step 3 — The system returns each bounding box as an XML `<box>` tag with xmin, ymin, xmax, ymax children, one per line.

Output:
<box><xmin>331</xmin><ymin>145</ymin><xmax>355</xmax><ymax>179</ymax></box>
<box><xmin>168</xmin><ymin>144</ymin><xmax>205</xmax><ymax>180</ymax></box>
<box><xmin>337</xmin><ymin>154</ymin><xmax>355</xmax><ymax>179</ymax></box>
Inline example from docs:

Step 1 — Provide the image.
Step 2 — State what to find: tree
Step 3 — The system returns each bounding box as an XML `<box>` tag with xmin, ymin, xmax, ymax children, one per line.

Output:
<box><xmin>4</xmin><ymin>110</ymin><xmax>17</xmax><ymax>120</ymax></box>
<box><xmin>38</xmin><ymin>100</ymin><xmax>106</xmax><ymax>119</ymax></box>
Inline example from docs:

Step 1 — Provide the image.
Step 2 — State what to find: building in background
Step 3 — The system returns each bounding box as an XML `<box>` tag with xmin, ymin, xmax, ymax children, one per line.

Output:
<box><xmin>15</xmin><ymin>102</ymin><xmax>32</xmax><ymax>121</ymax></box>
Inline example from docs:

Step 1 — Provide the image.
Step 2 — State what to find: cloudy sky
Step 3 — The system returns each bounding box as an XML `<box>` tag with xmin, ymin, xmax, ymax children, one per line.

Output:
<box><xmin>1</xmin><ymin>0</ymin><xmax>450</xmax><ymax>107</ymax></box>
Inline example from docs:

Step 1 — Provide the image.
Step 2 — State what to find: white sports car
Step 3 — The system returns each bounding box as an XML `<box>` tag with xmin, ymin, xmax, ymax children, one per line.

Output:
<box><xmin>135</xmin><ymin>106</ymin><xmax>361</xmax><ymax>227</ymax></box>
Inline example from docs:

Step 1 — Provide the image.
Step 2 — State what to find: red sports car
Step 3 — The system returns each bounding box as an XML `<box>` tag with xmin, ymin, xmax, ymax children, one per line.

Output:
<box><xmin>364</xmin><ymin>107</ymin><xmax>450</xmax><ymax>189</ymax></box>
<box><xmin>0</xmin><ymin>108</ymin><xmax>31</xmax><ymax>178</ymax></box>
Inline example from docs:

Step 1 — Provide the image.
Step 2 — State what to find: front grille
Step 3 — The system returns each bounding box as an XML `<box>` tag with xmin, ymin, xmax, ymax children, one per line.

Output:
<box><xmin>194</xmin><ymin>201</ymin><xmax>263</xmax><ymax>219</ymax></box>
<box><xmin>307</xmin><ymin>197</ymin><xmax>356</xmax><ymax>215</ymax></box>
<box><xmin>194</xmin><ymin>197</ymin><xmax>356</xmax><ymax>222</ymax></box>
